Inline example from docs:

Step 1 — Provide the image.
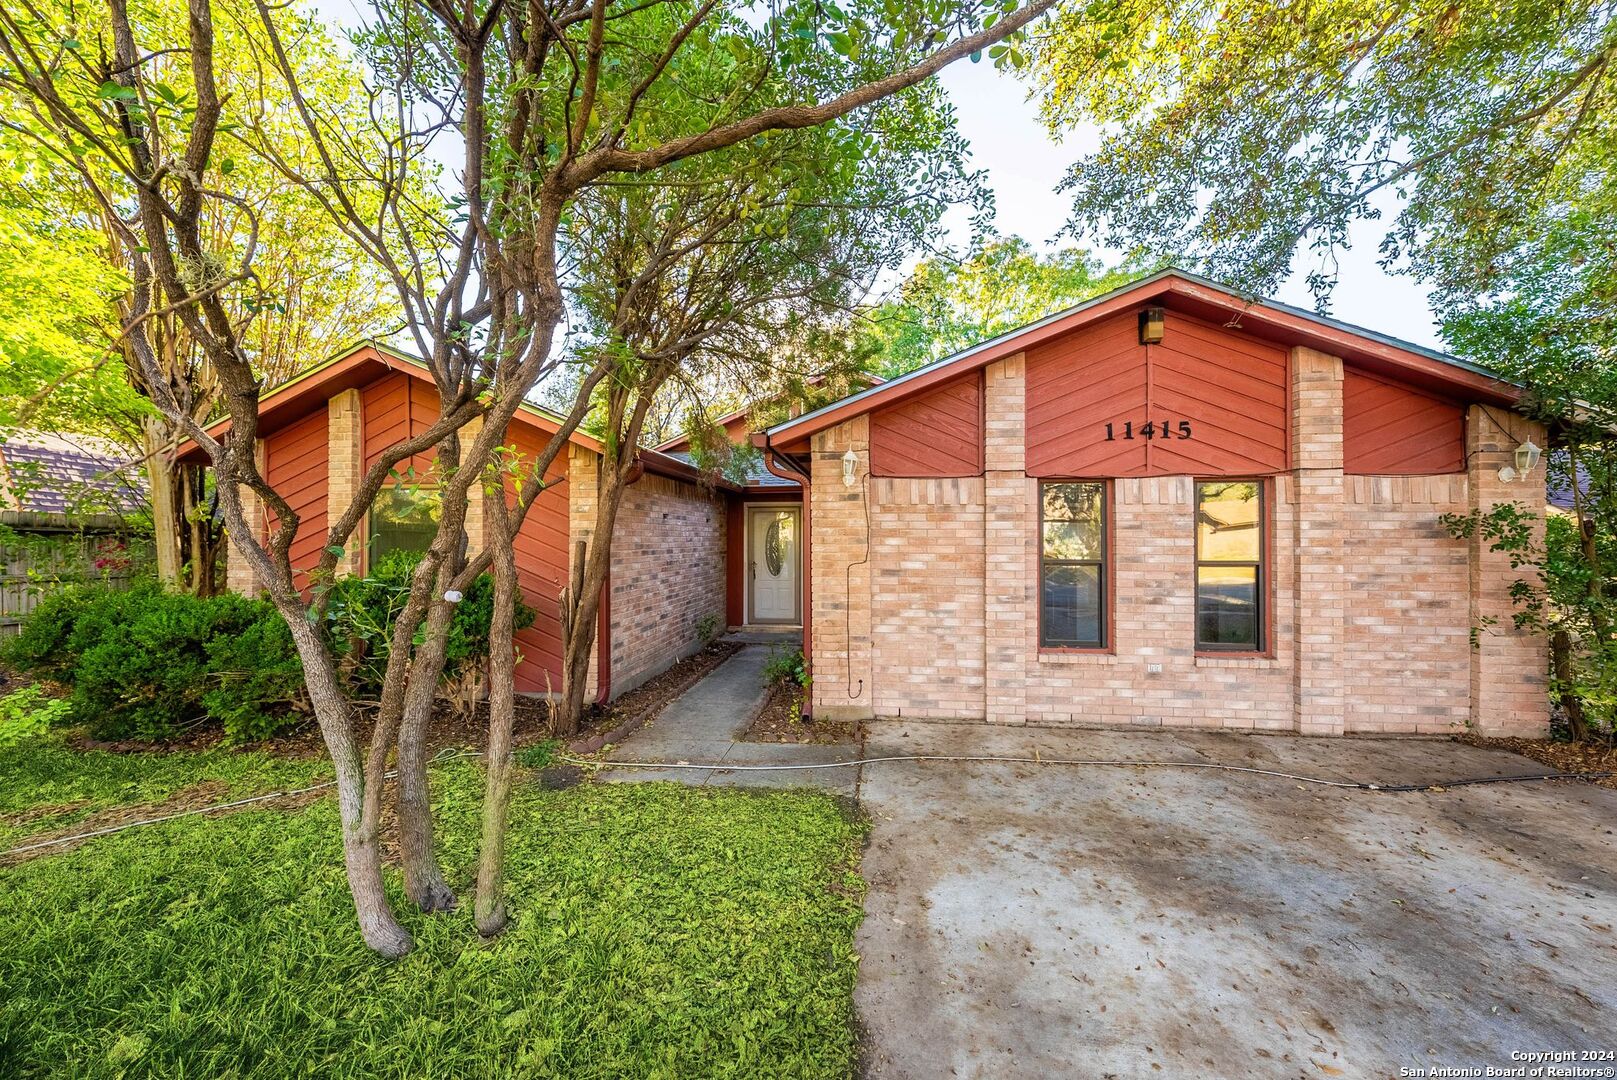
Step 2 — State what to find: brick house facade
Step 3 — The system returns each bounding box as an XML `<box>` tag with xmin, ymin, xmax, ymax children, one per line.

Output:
<box><xmin>188</xmin><ymin>344</ymin><xmax>730</xmax><ymax>703</ymax></box>
<box><xmin>759</xmin><ymin>270</ymin><xmax>1549</xmax><ymax>737</ymax></box>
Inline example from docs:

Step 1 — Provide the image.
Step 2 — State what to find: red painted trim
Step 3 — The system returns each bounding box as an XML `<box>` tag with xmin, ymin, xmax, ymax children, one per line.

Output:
<box><xmin>1033</xmin><ymin>478</ymin><xmax>1117</xmax><ymax>655</ymax></box>
<box><xmin>760</xmin><ymin>442</ymin><xmax>812</xmax><ymax>719</ymax></box>
<box><xmin>765</xmin><ymin>273</ymin><xmax>1521</xmax><ymax>453</ymax></box>
<box><xmin>1190</xmin><ymin>475</ymin><xmax>1276</xmax><ymax>659</ymax></box>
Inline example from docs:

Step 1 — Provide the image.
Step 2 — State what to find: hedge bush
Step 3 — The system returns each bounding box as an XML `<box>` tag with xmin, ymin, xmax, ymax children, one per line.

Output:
<box><xmin>1</xmin><ymin>583</ymin><xmax>305</xmax><ymax>742</ymax></box>
<box><xmin>323</xmin><ymin>550</ymin><xmax>534</xmax><ymax>703</ymax></box>
<box><xmin>3</xmin><ymin>553</ymin><xmax>534</xmax><ymax>743</ymax></box>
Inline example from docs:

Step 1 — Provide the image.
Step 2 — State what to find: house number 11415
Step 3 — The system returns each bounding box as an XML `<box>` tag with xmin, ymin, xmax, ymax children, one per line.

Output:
<box><xmin>1105</xmin><ymin>420</ymin><xmax>1193</xmax><ymax>440</ymax></box>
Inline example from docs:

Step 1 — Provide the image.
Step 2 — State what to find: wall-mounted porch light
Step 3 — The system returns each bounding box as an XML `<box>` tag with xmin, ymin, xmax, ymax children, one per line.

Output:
<box><xmin>1497</xmin><ymin>439</ymin><xmax>1542</xmax><ymax>483</ymax></box>
<box><xmin>842</xmin><ymin>447</ymin><xmax>859</xmax><ymax>487</ymax></box>
<box><xmin>1138</xmin><ymin>306</ymin><xmax>1165</xmax><ymax>345</ymax></box>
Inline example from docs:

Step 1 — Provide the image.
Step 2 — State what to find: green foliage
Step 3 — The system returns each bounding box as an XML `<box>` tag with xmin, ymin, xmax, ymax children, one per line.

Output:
<box><xmin>1</xmin><ymin>584</ymin><xmax>306</xmax><ymax>742</ymax></box>
<box><xmin>513</xmin><ymin>739</ymin><xmax>561</xmax><ymax>770</ymax></box>
<box><xmin>0</xmin><ymin>764</ymin><xmax>866</xmax><ymax>1078</ymax></box>
<box><xmin>763</xmin><ymin>646</ymin><xmax>810</xmax><ymax>690</ymax></box>
<box><xmin>1443</xmin><ymin>501</ymin><xmax>1617</xmax><ymax>739</ymax></box>
<box><xmin>1025</xmin><ymin>0</ymin><xmax>1617</xmax><ymax>307</ymax></box>
<box><xmin>855</xmin><ymin>235</ymin><xmax>1142</xmax><ymax>375</ymax></box>
<box><xmin>695</xmin><ymin>613</ymin><xmax>722</xmax><ymax>646</ymax></box>
<box><xmin>0</xmin><ymin>730</ymin><xmax>329</xmax><ymax>850</ymax></box>
<box><xmin>322</xmin><ymin>551</ymin><xmax>535</xmax><ymax>702</ymax></box>
<box><xmin>0</xmin><ymin>687</ymin><xmax>71</xmax><ymax>746</ymax></box>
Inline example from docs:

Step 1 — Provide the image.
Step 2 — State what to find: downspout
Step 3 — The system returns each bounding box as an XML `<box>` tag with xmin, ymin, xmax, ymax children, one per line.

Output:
<box><xmin>759</xmin><ymin>433</ymin><xmax>813</xmax><ymax>719</ymax></box>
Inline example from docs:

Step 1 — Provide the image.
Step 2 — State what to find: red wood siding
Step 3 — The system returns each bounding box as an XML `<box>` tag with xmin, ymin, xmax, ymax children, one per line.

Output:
<box><xmin>506</xmin><ymin>425</ymin><xmax>571</xmax><ymax>694</ymax></box>
<box><xmin>1343</xmin><ymin>368</ymin><xmax>1465</xmax><ymax>474</ymax></box>
<box><xmin>1025</xmin><ymin>309</ymin><xmax>1288</xmax><ymax>477</ymax></box>
<box><xmin>361</xmin><ymin>373</ymin><xmax>440</xmax><ymax>476</ymax></box>
<box><xmin>262</xmin><ymin>409</ymin><xmax>329</xmax><ymax>590</ymax></box>
<box><xmin>870</xmin><ymin>372</ymin><xmax>983</xmax><ymax>477</ymax></box>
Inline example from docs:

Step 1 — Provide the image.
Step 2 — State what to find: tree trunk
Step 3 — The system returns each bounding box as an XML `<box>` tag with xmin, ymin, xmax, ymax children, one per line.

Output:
<box><xmin>557</xmin><ymin>457</ymin><xmax>626</xmax><ymax>733</ymax></box>
<box><xmin>1551</xmin><ymin>629</ymin><xmax>1590</xmax><ymax>742</ymax></box>
<box><xmin>142</xmin><ymin>419</ymin><xmax>184</xmax><ymax>588</ymax></box>
<box><xmin>395</xmin><ymin>588</ymin><xmax>460</xmax><ymax>912</ymax></box>
<box><xmin>282</xmin><ymin>611</ymin><xmax>414</xmax><ymax>957</ymax></box>
<box><xmin>474</xmin><ymin>490</ymin><xmax>519</xmax><ymax>936</ymax></box>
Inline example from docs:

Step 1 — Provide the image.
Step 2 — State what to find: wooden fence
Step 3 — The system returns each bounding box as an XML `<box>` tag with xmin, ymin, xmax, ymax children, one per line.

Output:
<box><xmin>0</xmin><ymin>511</ymin><xmax>151</xmax><ymax>635</ymax></box>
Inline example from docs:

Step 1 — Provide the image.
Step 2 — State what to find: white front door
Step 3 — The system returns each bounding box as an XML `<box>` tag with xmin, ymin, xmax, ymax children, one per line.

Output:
<box><xmin>749</xmin><ymin>507</ymin><xmax>800</xmax><ymax>624</ymax></box>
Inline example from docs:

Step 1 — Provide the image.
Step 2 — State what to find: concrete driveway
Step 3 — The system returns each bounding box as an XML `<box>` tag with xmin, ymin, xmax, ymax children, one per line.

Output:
<box><xmin>855</xmin><ymin>721</ymin><xmax>1617</xmax><ymax>1079</ymax></box>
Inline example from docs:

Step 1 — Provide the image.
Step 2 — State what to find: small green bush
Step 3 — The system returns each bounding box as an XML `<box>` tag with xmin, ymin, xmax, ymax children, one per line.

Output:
<box><xmin>0</xmin><ymin>686</ymin><xmax>71</xmax><ymax>745</ymax></box>
<box><xmin>324</xmin><ymin>550</ymin><xmax>534</xmax><ymax>702</ymax></box>
<box><xmin>2</xmin><ymin>584</ymin><xmax>306</xmax><ymax>742</ymax></box>
<box><xmin>762</xmin><ymin>646</ymin><xmax>809</xmax><ymax>689</ymax></box>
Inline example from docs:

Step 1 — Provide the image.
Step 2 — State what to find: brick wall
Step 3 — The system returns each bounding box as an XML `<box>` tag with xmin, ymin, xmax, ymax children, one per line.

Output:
<box><xmin>809</xmin><ymin>351</ymin><xmax>1551</xmax><ymax>737</ymax></box>
<box><xmin>605</xmin><ymin>470</ymin><xmax>728</xmax><ymax>696</ymax></box>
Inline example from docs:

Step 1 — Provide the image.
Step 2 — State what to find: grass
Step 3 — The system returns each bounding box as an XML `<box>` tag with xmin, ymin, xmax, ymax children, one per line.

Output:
<box><xmin>0</xmin><ymin>741</ymin><xmax>867</xmax><ymax>1079</ymax></box>
<box><xmin>0</xmin><ymin>732</ymin><xmax>330</xmax><ymax>849</ymax></box>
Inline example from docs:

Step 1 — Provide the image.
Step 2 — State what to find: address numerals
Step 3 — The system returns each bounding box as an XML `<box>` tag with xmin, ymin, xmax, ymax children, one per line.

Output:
<box><xmin>1104</xmin><ymin>419</ymin><xmax>1193</xmax><ymax>441</ymax></box>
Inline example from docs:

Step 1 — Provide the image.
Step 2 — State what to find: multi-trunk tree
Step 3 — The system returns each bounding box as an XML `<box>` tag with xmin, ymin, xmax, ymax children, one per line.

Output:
<box><xmin>0</xmin><ymin>0</ymin><xmax>1058</xmax><ymax>955</ymax></box>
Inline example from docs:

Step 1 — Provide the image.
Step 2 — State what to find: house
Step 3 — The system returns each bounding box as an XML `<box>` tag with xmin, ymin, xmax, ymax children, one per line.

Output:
<box><xmin>1</xmin><ymin>431</ymin><xmax>148</xmax><ymax>634</ymax></box>
<box><xmin>752</xmin><ymin>268</ymin><xmax>1549</xmax><ymax>737</ymax></box>
<box><xmin>177</xmin><ymin>344</ymin><xmax>738</xmax><ymax>702</ymax></box>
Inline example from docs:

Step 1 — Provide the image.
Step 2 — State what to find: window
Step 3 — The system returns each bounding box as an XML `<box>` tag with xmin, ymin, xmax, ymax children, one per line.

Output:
<box><xmin>1040</xmin><ymin>482</ymin><xmax>1106</xmax><ymax>648</ymax></box>
<box><xmin>1195</xmin><ymin>481</ymin><xmax>1264</xmax><ymax>651</ymax></box>
<box><xmin>368</xmin><ymin>485</ymin><xmax>440</xmax><ymax>566</ymax></box>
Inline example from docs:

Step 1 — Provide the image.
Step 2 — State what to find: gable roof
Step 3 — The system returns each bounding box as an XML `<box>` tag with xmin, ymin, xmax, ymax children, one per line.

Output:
<box><xmin>176</xmin><ymin>341</ymin><xmax>731</xmax><ymax>489</ymax></box>
<box><xmin>757</xmin><ymin>268</ymin><xmax>1523</xmax><ymax>455</ymax></box>
<box><xmin>654</xmin><ymin>370</ymin><xmax>886</xmax><ymax>454</ymax></box>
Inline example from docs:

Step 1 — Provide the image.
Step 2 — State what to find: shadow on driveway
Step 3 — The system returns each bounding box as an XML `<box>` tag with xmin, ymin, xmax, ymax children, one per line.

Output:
<box><xmin>855</xmin><ymin>721</ymin><xmax>1617</xmax><ymax>1079</ymax></box>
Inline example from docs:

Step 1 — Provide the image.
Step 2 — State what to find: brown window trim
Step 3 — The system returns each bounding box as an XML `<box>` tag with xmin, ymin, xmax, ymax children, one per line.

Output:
<box><xmin>1193</xmin><ymin>477</ymin><xmax>1271</xmax><ymax>657</ymax></box>
<box><xmin>1038</xmin><ymin>479</ymin><xmax>1111</xmax><ymax>653</ymax></box>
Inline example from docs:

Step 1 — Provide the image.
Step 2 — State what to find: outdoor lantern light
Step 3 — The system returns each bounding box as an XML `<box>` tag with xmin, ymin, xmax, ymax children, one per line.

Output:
<box><xmin>842</xmin><ymin>447</ymin><xmax>859</xmax><ymax>487</ymax></box>
<box><xmin>1497</xmin><ymin>439</ymin><xmax>1542</xmax><ymax>483</ymax></box>
<box><xmin>1138</xmin><ymin>305</ymin><xmax>1165</xmax><ymax>345</ymax></box>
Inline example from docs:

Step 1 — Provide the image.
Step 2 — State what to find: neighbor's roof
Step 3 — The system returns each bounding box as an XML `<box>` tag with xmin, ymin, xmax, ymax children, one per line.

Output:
<box><xmin>758</xmin><ymin>267</ymin><xmax>1523</xmax><ymax>455</ymax></box>
<box><xmin>176</xmin><ymin>341</ymin><xmax>733</xmax><ymax>490</ymax></box>
<box><xmin>0</xmin><ymin>431</ymin><xmax>145</xmax><ymax>515</ymax></box>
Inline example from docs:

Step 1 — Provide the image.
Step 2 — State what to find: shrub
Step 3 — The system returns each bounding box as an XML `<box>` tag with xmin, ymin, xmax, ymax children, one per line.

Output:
<box><xmin>0</xmin><ymin>686</ymin><xmax>72</xmax><ymax>745</ymax></box>
<box><xmin>762</xmin><ymin>646</ymin><xmax>809</xmax><ymax>689</ymax></box>
<box><xmin>3</xmin><ymin>584</ymin><xmax>307</xmax><ymax>742</ymax></box>
<box><xmin>323</xmin><ymin>550</ymin><xmax>535</xmax><ymax>703</ymax></box>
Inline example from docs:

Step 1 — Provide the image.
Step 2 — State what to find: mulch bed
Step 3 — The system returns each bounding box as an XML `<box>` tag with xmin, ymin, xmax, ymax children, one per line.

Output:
<box><xmin>565</xmin><ymin>640</ymin><xmax>744</xmax><ymax>753</ymax></box>
<box><xmin>742</xmin><ymin>684</ymin><xmax>861</xmax><ymax>745</ymax></box>
<box><xmin>1456</xmin><ymin>733</ymin><xmax>1617</xmax><ymax>790</ymax></box>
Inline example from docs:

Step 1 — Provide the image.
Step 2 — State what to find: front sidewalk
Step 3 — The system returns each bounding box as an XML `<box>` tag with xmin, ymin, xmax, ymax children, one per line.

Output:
<box><xmin>598</xmin><ymin>644</ymin><xmax>860</xmax><ymax>794</ymax></box>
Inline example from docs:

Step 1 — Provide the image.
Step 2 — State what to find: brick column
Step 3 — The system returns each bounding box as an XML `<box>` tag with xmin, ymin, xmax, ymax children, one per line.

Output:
<box><xmin>1289</xmin><ymin>347</ymin><xmax>1346</xmax><ymax>735</ymax></box>
<box><xmin>567</xmin><ymin>442</ymin><xmax>600</xmax><ymax>700</ymax></box>
<box><xmin>811</xmin><ymin>416</ymin><xmax>873</xmax><ymax>720</ymax></box>
<box><xmin>327</xmin><ymin>389</ymin><xmax>364</xmax><ymax>576</ymax></box>
<box><xmin>983</xmin><ymin>354</ymin><xmax>1032</xmax><ymax>725</ymax></box>
<box><xmin>460</xmin><ymin>414</ymin><xmax>486</xmax><ymax>554</ymax></box>
<box><xmin>1465</xmin><ymin>406</ymin><xmax>1549</xmax><ymax>736</ymax></box>
<box><xmin>225</xmin><ymin>439</ymin><xmax>267</xmax><ymax>595</ymax></box>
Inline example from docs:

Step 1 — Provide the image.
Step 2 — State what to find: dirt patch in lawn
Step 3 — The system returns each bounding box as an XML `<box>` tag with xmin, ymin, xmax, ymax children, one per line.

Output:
<box><xmin>1455</xmin><ymin>733</ymin><xmax>1617</xmax><ymax>789</ymax></box>
<box><xmin>743</xmin><ymin>684</ymin><xmax>861</xmax><ymax>745</ymax></box>
<box><xmin>1</xmin><ymin>779</ymin><xmax>329</xmax><ymax>865</ymax></box>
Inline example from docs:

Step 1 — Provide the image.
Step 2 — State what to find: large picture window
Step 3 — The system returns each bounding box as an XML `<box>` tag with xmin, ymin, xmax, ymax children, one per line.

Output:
<box><xmin>1040</xmin><ymin>482</ymin><xmax>1106</xmax><ymax>649</ymax></box>
<box><xmin>1195</xmin><ymin>481</ymin><xmax>1264</xmax><ymax>651</ymax></box>
<box><xmin>368</xmin><ymin>484</ymin><xmax>440</xmax><ymax>567</ymax></box>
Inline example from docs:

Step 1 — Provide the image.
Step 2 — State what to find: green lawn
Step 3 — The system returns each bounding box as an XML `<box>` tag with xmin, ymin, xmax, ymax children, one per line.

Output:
<box><xmin>0</xmin><ymin>739</ymin><xmax>867</xmax><ymax>1079</ymax></box>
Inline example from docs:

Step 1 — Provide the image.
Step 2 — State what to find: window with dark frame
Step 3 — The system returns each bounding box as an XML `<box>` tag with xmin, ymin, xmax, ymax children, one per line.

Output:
<box><xmin>1194</xmin><ymin>480</ymin><xmax>1264</xmax><ymax>651</ymax></box>
<box><xmin>367</xmin><ymin>484</ymin><xmax>441</xmax><ymax>568</ymax></box>
<box><xmin>1039</xmin><ymin>481</ymin><xmax>1106</xmax><ymax>649</ymax></box>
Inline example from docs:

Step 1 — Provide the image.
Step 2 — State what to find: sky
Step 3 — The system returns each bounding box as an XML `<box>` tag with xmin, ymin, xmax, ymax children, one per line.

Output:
<box><xmin>934</xmin><ymin>58</ymin><xmax>1446</xmax><ymax>350</ymax></box>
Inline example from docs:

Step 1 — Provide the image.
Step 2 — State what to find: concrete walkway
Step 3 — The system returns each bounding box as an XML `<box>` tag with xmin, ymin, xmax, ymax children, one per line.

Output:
<box><xmin>598</xmin><ymin>644</ymin><xmax>860</xmax><ymax>794</ymax></box>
